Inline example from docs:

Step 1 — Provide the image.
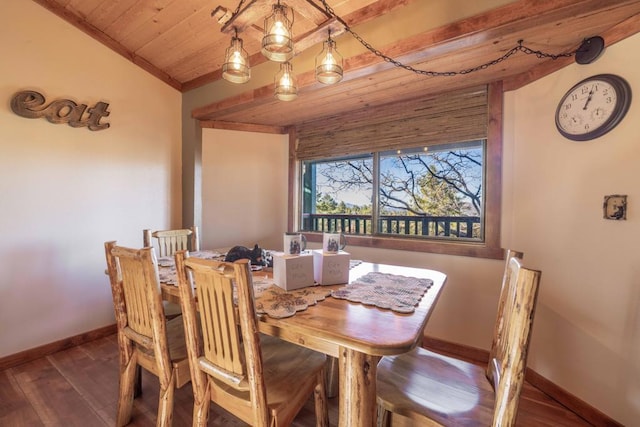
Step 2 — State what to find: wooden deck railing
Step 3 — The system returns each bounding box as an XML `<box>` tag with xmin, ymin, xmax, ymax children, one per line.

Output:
<box><xmin>302</xmin><ymin>213</ymin><xmax>481</xmax><ymax>238</ymax></box>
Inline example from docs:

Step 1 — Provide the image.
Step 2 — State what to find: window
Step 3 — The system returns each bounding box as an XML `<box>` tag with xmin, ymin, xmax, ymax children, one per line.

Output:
<box><xmin>301</xmin><ymin>139</ymin><xmax>484</xmax><ymax>241</ymax></box>
<box><xmin>292</xmin><ymin>83</ymin><xmax>503</xmax><ymax>259</ymax></box>
<box><xmin>302</xmin><ymin>155</ymin><xmax>374</xmax><ymax>234</ymax></box>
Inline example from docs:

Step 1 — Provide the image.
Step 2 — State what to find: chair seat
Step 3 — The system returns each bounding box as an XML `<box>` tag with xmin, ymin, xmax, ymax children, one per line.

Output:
<box><xmin>165</xmin><ymin>315</ymin><xmax>188</xmax><ymax>361</ymax></box>
<box><xmin>208</xmin><ymin>334</ymin><xmax>327</xmax><ymax>425</ymax></box>
<box><xmin>134</xmin><ymin>315</ymin><xmax>191</xmax><ymax>389</ymax></box>
<box><xmin>260</xmin><ymin>334</ymin><xmax>326</xmax><ymax>416</ymax></box>
<box><xmin>377</xmin><ymin>347</ymin><xmax>496</xmax><ymax>426</ymax></box>
<box><xmin>166</xmin><ymin>315</ymin><xmax>191</xmax><ymax>388</ymax></box>
<box><xmin>377</xmin><ymin>252</ymin><xmax>541</xmax><ymax>427</ymax></box>
<box><xmin>163</xmin><ymin>300</ymin><xmax>183</xmax><ymax>319</ymax></box>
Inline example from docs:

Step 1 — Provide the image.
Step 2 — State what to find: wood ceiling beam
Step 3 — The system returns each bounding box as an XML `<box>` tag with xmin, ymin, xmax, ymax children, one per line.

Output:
<box><xmin>192</xmin><ymin>0</ymin><xmax>640</xmax><ymax>119</ymax></box>
<box><xmin>293</xmin><ymin>18</ymin><xmax>344</xmax><ymax>54</ymax></box>
<box><xmin>503</xmin><ymin>12</ymin><xmax>640</xmax><ymax>91</ymax></box>
<box><xmin>200</xmin><ymin>120</ymin><xmax>288</xmax><ymax>134</ymax></box>
<box><xmin>220</xmin><ymin>0</ymin><xmax>273</xmax><ymax>34</ymax></box>
<box><xmin>216</xmin><ymin>0</ymin><xmax>343</xmax><ymax>32</ymax></box>
<box><xmin>298</xmin><ymin>0</ymin><xmax>332</xmax><ymax>25</ymax></box>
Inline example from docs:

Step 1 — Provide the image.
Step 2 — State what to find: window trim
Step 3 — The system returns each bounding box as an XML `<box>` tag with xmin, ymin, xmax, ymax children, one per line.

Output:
<box><xmin>287</xmin><ymin>81</ymin><xmax>504</xmax><ymax>260</ymax></box>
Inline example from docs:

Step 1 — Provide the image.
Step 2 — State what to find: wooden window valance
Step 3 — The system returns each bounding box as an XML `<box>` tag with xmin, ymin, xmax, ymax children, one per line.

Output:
<box><xmin>295</xmin><ymin>85</ymin><xmax>488</xmax><ymax>161</ymax></box>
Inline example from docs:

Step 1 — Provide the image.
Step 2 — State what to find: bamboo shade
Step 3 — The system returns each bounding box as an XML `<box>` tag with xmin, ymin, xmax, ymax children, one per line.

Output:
<box><xmin>295</xmin><ymin>85</ymin><xmax>488</xmax><ymax>160</ymax></box>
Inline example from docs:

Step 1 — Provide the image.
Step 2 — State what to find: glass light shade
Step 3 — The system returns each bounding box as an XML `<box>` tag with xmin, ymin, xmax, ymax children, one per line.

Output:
<box><xmin>261</xmin><ymin>3</ymin><xmax>294</xmax><ymax>62</ymax></box>
<box><xmin>315</xmin><ymin>38</ymin><xmax>343</xmax><ymax>84</ymax></box>
<box><xmin>222</xmin><ymin>36</ymin><xmax>250</xmax><ymax>84</ymax></box>
<box><xmin>274</xmin><ymin>62</ymin><xmax>298</xmax><ymax>101</ymax></box>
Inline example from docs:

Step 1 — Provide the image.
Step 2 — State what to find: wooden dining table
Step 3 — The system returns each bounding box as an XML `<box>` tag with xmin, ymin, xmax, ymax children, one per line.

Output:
<box><xmin>162</xmin><ymin>259</ymin><xmax>446</xmax><ymax>427</ymax></box>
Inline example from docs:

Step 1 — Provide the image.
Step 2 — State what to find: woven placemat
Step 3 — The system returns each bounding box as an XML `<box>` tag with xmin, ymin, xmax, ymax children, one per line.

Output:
<box><xmin>157</xmin><ymin>250</ymin><xmax>225</xmax><ymax>284</ymax></box>
<box><xmin>254</xmin><ymin>285</ymin><xmax>332</xmax><ymax>319</ymax></box>
<box><xmin>331</xmin><ymin>272</ymin><xmax>433</xmax><ymax>313</ymax></box>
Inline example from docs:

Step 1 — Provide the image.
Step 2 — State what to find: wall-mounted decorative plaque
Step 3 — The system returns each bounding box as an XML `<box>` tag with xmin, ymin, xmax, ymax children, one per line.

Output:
<box><xmin>603</xmin><ymin>195</ymin><xmax>627</xmax><ymax>220</ymax></box>
<box><xmin>10</xmin><ymin>90</ymin><xmax>110</xmax><ymax>131</ymax></box>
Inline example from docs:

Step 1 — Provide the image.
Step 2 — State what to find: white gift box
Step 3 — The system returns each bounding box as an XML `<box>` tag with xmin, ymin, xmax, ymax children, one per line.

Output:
<box><xmin>272</xmin><ymin>252</ymin><xmax>315</xmax><ymax>291</ymax></box>
<box><xmin>313</xmin><ymin>250</ymin><xmax>350</xmax><ymax>285</ymax></box>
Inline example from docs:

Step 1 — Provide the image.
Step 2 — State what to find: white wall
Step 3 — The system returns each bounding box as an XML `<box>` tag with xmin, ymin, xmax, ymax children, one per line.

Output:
<box><xmin>0</xmin><ymin>0</ymin><xmax>182</xmax><ymax>357</ymax></box>
<box><xmin>201</xmin><ymin>129</ymin><xmax>289</xmax><ymax>251</ymax></box>
<box><xmin>505</xmin><ymin>34</ymin><xmax>640</xmax><ymax>425</ymax></box>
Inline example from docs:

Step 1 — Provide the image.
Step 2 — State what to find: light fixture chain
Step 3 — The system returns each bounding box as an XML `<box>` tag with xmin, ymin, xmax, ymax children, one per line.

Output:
<box><xmin>316</xmin><ymin>0</ymin><xmax>575</xmax><ymax>77</ymax></box>
<box><xmin>232</xmin><ymin>0</ymin><xmax>247</xmax><ymax>17</ymax></box>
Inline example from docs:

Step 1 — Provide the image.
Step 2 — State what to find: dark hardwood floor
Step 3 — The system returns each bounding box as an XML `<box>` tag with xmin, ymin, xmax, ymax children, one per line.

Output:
<box><xmin>1</xmin><ymin>334</ymin><xmax>594</xmax><ymax>426</ymax></box>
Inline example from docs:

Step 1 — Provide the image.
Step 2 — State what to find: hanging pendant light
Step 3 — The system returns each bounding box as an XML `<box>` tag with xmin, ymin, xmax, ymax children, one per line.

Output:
<box><xmin>222</xmin><ymin>29</ymin><xmax>250</xmax><ymax>84</ymax></box>
<box><xmin>274</xmin><ymin>62</ymin><xmax>297</xmax><ymax>101</ymax></box>
<box><xmin>261</xmin><ymin>2</ymin><xmax>294</xmax><ymax>62</ymax></box>
<box><xmin>315</xmin><ymin>31</ymin><xmax>343</xmax><ymax>84</ymax></box>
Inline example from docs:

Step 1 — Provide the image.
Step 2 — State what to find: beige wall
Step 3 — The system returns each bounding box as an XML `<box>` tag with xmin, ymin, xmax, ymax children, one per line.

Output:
<box><xmin>201</xmin><ymin>129</ymin><xmax>289</xmax><ymax>250</ymax></box>
<box><xmin>504</xmin><ymin>34</ymin><xmax>640</xmax><ymax>425</ymax></box>
<box><xmin>0</xmin><ymin>0</ymin><xmax>182</xmax><ymax>357</ymax></box>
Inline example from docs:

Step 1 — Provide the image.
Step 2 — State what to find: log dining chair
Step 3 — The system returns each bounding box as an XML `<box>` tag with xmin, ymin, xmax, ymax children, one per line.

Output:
<box><xmin>143</xmin><ymin>226</ymin><xmax>200</xmax><ymax>318</ymax></box>
<box><xmin>376</xmin><ymin>250</ymin><xmax>541</xmax><ymax>427</ymax></box>
<box><xmin>143</xmin><ymin>226</ymin><xmax>200</xmax><ymax>257</ymax></box>
<box><xmin>104</xmin><ymin>241</ymin><xmax>191</xmax><ymax>427</ymax></box>
<box><xmin>174</xmin><ymin>251</ymin><xmax>330</xmax><ymax>427</ymax></box>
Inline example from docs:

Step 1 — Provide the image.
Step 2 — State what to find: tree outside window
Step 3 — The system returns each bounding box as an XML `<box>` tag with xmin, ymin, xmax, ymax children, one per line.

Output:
<box><xmin>301</xmin><ymin>140</ymin><xmax>484</xmax><ymax>241</ymax></box>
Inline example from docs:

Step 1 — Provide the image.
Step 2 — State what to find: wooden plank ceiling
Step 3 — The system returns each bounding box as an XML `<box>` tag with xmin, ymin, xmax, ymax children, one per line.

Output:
<box><xmin>32</xmin><ymin>0</ymin><xmax>640</xmax><ymax>129</ymax></box>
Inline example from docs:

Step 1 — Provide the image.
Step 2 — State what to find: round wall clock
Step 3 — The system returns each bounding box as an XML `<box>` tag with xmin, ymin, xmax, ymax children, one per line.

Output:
<box><xmin>555</xmin><ymin>74</ymin><xmax>632</xmax><ymax>141</ymax></box>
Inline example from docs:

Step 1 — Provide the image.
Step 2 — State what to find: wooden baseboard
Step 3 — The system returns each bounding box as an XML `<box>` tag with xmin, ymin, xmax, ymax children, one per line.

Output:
<box><xmin>423</xmin><ymin>335</ymin><xmax>622</xmax><ymax>427</ymax></box>
<box><xmin>524</xmin><ymin>369</ymin><xmax>623</xmax><ymax>427</ymax></box>
<box><xmin>422</xmin><ymin>336</ymin><xmax>490</xmax><ymax>365</ymax></box>
<box><xmin>0</xmin><ymin>324</ymin><xmax>117</xmax><ymax>371</ymax></box>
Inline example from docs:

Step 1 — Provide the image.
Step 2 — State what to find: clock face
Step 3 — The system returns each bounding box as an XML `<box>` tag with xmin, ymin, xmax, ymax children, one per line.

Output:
<box><xmin>555</xmin><ymin>74</ymin><xmax>631</xmax><ymax>141</ymax></box>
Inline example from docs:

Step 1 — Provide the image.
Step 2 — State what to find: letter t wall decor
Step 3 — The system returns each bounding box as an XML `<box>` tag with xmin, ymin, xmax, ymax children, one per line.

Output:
<box><xmin>10</xmin><ymin>90</ymin><xmax>111</xmax><ymax>131</ymax></box>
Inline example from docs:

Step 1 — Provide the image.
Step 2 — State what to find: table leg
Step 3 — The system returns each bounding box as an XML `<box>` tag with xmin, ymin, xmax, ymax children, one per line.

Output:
<box><xmin>325</xmin><ymin>356</ymin><xmax>339</xmax><ymax>399</ymax></box>
<box><xmin>338</xmin><ymin>346</ymin><xmax>380</xmax><ymax>427</ymax></box>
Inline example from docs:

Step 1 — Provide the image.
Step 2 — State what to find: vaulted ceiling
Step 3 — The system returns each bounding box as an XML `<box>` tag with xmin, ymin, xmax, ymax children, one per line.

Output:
<box><xmin>32</xmin><ymin>0</ymin><xmax>640</xmax><ymax>129</ymax></box>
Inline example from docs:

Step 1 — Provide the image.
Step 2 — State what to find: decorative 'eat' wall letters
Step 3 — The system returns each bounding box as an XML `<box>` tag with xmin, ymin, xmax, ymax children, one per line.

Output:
<box><xmin>10</xmin><ymin>90</ymin><xmax>111</xmax><ymax>131</ymax></box>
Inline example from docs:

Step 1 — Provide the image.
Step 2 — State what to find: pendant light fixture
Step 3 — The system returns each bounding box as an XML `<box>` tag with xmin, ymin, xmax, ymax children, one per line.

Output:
<box><xmin>261</xmin><ymin>1</ymin><xmax>294</xmax><ymax>62</ymax></box>
<box><xmin>274</xmin><ymin>62</ymin><xmax>298</xmax><ymax>101</ymax></box>
<box><xmin>315</xmin><ymin>30</ymin><xmax>343</xmax><ymax>84</ymax></box>
<box><xmin>222</xmin><ymin>29</ymin><xmax>250</xmax><ymax>83</ymax></box>
<box><xmin>218</xmin><ymin>1</ymin><xmax>575</xmax><ymax>101</ymax></box>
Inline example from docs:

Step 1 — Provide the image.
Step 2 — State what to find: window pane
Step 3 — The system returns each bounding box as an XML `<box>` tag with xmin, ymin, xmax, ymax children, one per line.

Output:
<box><xmin>378</xmin><ymin>140</ymin><xmax>484</xmax><ymax>240</ymax></box>
<box><xmin>301</xmin><ymin>156</ymin><xmax>373</xmax><ymax>234</ymax></box>
<box><xmin>300</xmin><ymin>141</ymin><xmax>485</xmax><ymax>242</ymax></box>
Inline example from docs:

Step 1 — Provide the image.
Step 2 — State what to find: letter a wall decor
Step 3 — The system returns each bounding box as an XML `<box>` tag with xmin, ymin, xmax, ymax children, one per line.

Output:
<box><xmin>10</xmin><ymin>90</ymin><xmax>111</xmax><ymax>131</ymax></box>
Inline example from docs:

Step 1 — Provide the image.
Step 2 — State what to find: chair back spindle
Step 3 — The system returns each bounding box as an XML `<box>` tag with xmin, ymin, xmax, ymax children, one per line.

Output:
<box><xmin>198</xmin><ymin>261</ymin><xmax>250</xmax><ymax>385</ymax></box>
<box><xmin>487</xmin><ymin>249</ymin><xmax>524</xmax><ymax>387</ymax></box>
<box><xmin>492</xmin><ymin>258</ymin><xmax>541</xmax><ymax>424</ymax></box>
